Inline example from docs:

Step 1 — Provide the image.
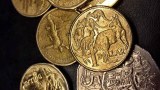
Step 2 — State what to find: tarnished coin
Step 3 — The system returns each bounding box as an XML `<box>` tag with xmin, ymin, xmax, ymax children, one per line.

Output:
<box><xmin>71</xmin><ymin>6</ymin><xmax>132</xmax><ymax>71</ymax></box>
<box><xmin>78</xmin><ymin>0</ymin><xmax>119</xmax><ymax>11</ymax></box>
<box><xmin>20</xmin><ymin>63</ymin><xmax>69</xmax><ymax>90</ymax></box>
<box><xmin>77</xmin><ymin>45</ymin><xmax>160</xmax><ymax>90</ymax></box>
<box><xmin>48</xmin><ymin>0</ymin><xmax>87</xmax><ymax>9</ymax></box>
<box><xmin>12</xmin><ymin>0</ymin><xmax>51</xmax><ymax>17</ymax></box>
<box><xmin>37</xmin><ymin>9</ymin><xmax>79</xmax><ymax>66</ymax></box>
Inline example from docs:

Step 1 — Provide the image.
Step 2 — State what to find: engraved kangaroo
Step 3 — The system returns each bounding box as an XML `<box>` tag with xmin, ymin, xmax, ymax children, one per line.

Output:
<box><xmin>73</xmin><ymin>10</ymin><xmax>129</xmax><ymax>67</ymax></box>
<box><xmin>93</xmin><ymin>12</ymin><xmax>128</xmax><ymax>66</ymax></box>
<box><xmin>46</xmin><ymin>14</ymin><xmax>61</xmax><ymax>49</ymax></box>
<box><xmin>45</xmin><ymin>14</ymin><xmax>69</xmax><ymax>52</ymax></box>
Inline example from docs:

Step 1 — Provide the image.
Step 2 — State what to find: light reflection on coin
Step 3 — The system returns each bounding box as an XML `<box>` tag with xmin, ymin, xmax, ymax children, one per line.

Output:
<box><xmin>37</xmin><ymin>9</ymin><xmax>79</xmax><ymax>66</ymax></box>
<box><xmin>71</xmin><ymin>6</ymin><xmax>132</xmax><ymax>71</ymax></box>
<box><xmin>77</xmin><ymin>45</ymin><xmax>160</xmax><ymax>90</ymax></box>
<box><xmin>78</xmin><ymin>0</ymin><xmax>119</xmax><ymax>11</ymax></box>
<box><xmin>12</xmin><ymin>0</ymin><xmax>51</xmax><ymax>17</ymax></box>
<box><xmin>20</xmin><ymin>63</ymin><xmax>69</xmax><ymax>90</ymax></box>
<box><xmin>48</xmin><ymin>0</ymin><xmax>87</xmax><ymax>9</ymax></box>
<box><xmin>100</xmin><ymin>0</ymin><xmax>119</xmax><ymax>7</ymax></box>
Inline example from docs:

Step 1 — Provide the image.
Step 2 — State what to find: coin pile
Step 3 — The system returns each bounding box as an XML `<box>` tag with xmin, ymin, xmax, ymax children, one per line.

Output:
<box><xmin>12</xmin><ymin>0</ymin><xmax>160</xmax><ymax>90</ymax></box>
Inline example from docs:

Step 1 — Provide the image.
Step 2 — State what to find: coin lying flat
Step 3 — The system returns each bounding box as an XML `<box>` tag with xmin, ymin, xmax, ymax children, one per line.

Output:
<box><xmin>12</xmin><ymin>0</ymin><xmax>51</xmax><ymax>17</ymax></box>
<box><xmin>78</xmin><ymin>0</ymin><xmax>119</xmax><ymax>11</ymax></box>
<box><xmin>48</xmin><ymin>0</ymin><xmax>87</xmax><ymax>9</ymax></box>
<box><xmin>71</xmin><ymin>6</ymin><xmax>132</xmax><ymax>71</ymax></box>
<box><xmin>37</xmin><ymin>9</ymin><xmax>79</xmax><ymax>66</ymax></box>
<box><xmin>77</xmin><ymin>65</ymin><xmax>104</xmax><ymax>90</ymax></box>
<box><xmin>20</xmin><ymin>63</ymin><xmax>69</xmax><ymax>90</ymax></box>
<box><xmin>77</xmin><ymin>45</ymin><xmax>160</xmax><ymax>90</ymax></box>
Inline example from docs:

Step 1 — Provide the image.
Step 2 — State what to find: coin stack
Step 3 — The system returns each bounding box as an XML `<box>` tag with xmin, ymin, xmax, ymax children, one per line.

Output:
<box><xmin>12</xmin><ymin>0</ymin><xmax>160</xmax><ymax>90</ymax></box>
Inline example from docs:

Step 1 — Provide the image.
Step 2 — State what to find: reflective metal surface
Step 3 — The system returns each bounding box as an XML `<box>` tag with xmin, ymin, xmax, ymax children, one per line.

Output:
<box><xmin>77</xmin><ymin>45</ymin><xmax>160</xmax><ymax>90</ymax></box>
<box><xmin>71</xmin><ymin>6</ymin><xmax>132</xmax><ymax>71</ymax></box>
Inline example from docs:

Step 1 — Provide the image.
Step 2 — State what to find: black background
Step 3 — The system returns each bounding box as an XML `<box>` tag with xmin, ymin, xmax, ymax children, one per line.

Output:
<box><xmin>0</xmin><ymin>0</ymin><xmax>160</xmax><ymax>90</ymax></box>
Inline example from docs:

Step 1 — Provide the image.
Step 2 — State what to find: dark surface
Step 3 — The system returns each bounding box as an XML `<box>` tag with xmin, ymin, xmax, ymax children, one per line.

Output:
<box><xmin>0</xmin><ymin>0</ymin><xmax>160</xmax><ymax>90</ymax></box>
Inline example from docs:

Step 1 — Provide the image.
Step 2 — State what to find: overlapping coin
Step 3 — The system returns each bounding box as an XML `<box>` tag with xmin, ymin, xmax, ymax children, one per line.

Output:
<box><xmin>48</xmin><ymin>0</ymin><xmax>87</xmax><ymax>9</ymax></box>
<box><xmin>77</xmin><ymin>45</ymin><xmax>160</xmax><ymax>90</ymax></box>
<box><xmin>11</xmin><ymin>0</ymin><xmax>160</xmax><ymax>89</ymax></box>
<box><xmin>71</xmin><ymin>6</ymin><xmax>132</xmax><ymax>71</ymax></box>
<box><xmin>12</xmin><ymin>0</ymin><xmax>51</xmax><ymax>17</ymax></box>
<box><xmin>36</xmin><ymin>9</ymin><xmax>79</xmax><ymax>66</ymax></box>
<box><xmin>20</xmin><ymin>63</ymin><xmax>69</xmax><ymax>90</ymax></box>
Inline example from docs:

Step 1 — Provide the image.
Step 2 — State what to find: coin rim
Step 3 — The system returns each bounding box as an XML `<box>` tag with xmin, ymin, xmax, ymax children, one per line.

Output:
<box><xmin>36</xmin><ymin>8</ymin><xmax>78</xmax><ymax>66</ymax></box>
<box><xmin>48</xmin><ymin>0</ymin><xmax>87</xmax><ymax>9</ymax></box>
<box><xmin>70</xmin><ymin>5</ymin><xmax>133</xmax><ymax>71</ymax></box>
<box><xmin>20</xmin><ymin>63</ymin><xmax>69</xmax><ymax>90</ymax></box>
<box><xmin>11</xmin><ymin>0</ymin><xmax>51</xmax><ymax>17</ymax></box>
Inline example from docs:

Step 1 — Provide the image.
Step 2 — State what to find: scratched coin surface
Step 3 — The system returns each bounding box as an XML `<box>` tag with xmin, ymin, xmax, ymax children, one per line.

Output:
<box><xmin>77</xmin><ymin>45</ymin><xmax>160</xmax><ymax>90</ymax></box>
<box><xmin>20</xmin><ymin>63</ymin><xmax>69</xmax><ymax>90</ymax></box>
<box><xmin>78</xmin><ymin>0</ymin><xmax>119</xmax><ymax>11</ymax></box>
<box><xmin>37</xmin><ymin>9</ymin><xmax>79</xmax><ymax>66</ymax></box>
<box><xmin>71</xmin><ymin>6</ymin><xmax>132</xmax><ymax>71</ymax></box>
<box><xmin>48</xmin><ymin>0</ymin><xmax>87</xmax><ymax>9</ymax></box>
<box><xmin>12</xmin><ymin>0</ymin><xmax>51</xmax><ymax>17</ymax></box>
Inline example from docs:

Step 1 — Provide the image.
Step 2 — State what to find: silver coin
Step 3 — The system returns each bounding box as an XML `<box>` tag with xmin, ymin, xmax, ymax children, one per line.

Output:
<box><xmin>77</xmin><ymin>45</ymin><xmax>160</xmax><ymax>90</ymax></box>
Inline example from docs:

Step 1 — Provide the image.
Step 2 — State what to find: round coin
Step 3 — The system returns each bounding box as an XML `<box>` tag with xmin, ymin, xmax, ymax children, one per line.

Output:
<box><xmin>12</xmin><ymin>0</ymin><xmax>51</xmax><ymax>17</ymax></box>
<box><xmin>37</xmin><ymin>9</ymin><xmax>79</xmax><ymax>66</ymax></box>
<box><xmin>48</xmin><ymin>0</ymin><xmax>87</xmax><ymax>9</ymax></box>
<box><xmin>20</xmin><ymin>63</ymin><xmax>69</xmax><ymax>90</ymax></box>
<box><xmin>71</xmin><ymin>6</ymin><xmax>132</xmax><ymax>71</ymax></box>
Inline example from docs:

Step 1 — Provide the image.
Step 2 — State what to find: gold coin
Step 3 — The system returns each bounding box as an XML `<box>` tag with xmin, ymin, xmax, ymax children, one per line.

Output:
<box><xmin>12</xmin><ymin>0</ymin><xmax>51</xmax><ymax>17</ymax></box>
<box><xmin>78</xmin><ymin>0</ymin><xmax>119</xmax><ymax>11</ymax></box>
<box><xmin>48</xmin><ymin>0</ymin><xmax>87</xmax><ymax>9</ymax></box>
<box><xmin>71</xmin><ymin>6</ymin><xmax>132</xmax><ymax>71</ymax></box>
<box><xmin>37</xmin><ymin>9</ymin><xmax>79</xmax><ymax>66</ymax></box>
<box><xmin>20</xmin><ymin>63</ymin><xmax>69</xmax><ymax>90</ymax></box>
